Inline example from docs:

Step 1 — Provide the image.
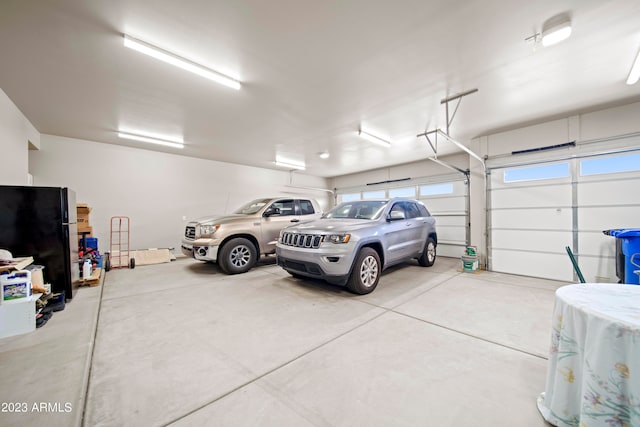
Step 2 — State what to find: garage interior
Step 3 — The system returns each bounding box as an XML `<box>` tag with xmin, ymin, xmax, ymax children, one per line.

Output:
<box><xmin>1</xmin><ymin>1</ymin><xmax>640</xmax><ymax>426</ymax></box>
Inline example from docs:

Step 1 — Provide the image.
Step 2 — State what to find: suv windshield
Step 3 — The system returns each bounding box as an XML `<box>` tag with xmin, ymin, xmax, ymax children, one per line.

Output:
<box><xmin>322</xmin><ymin>200</ymin><xmax>387</xmax><ymax>220</ymax></box>
<box><xmin>233</xmin><ymin>198</ymin><xmax>271</xmax><ymax>215</ymax></box>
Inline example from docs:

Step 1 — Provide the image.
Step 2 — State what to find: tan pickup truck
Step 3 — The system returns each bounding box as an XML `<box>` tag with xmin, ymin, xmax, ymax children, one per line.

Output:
<box><xmin>181</xmin><ymin>197</ymin><xmax>322</xmax><ymax>274</ymax></box>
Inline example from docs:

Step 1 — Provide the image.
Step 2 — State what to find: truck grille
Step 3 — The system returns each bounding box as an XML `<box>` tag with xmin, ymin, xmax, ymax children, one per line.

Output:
<box><xmin>281</xmin><ymin>232</ymin><xmax>321</xmax><ymax>249</ymax></box>
<box><xmin>185</xmin><ymin>226</ymin><xmax>196</xmax><ymax>239</ymax></box>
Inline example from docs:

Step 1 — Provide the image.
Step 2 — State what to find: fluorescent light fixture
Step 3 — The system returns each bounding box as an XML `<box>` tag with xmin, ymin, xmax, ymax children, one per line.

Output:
<box><xmin>118</xmin><ymin>131</ymin><xmax>184</xmax><ymax>149</ymax></box>
<box><xmin>123</xmin><ymin>35</ymin><xmax>241</xmax><ymax>90</ymax></box>
<box><xmin>627</xmin><ymin>49</ymin><xmax>640</xmax><ymax>85</ymax></box>
<box><xmin>541</xmin><ymin>14</ymin><xmax>572</xmax><ymax>47</ymax></box>
<box><xmin>358</xmin><ymin>129</ymin><xmax>392</xmax><ymax>147</ymax></box>
<box><xmin>274</xmin><ymin>160</ymin><xmax>306</xmax><ymax>170</ymax></box>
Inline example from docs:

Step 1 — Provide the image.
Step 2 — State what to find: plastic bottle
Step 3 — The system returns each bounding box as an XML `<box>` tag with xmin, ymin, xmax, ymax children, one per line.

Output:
<box><xmin>83</xmin><ymin>259</ymin><xmax>92</xmax><ymax>279</ymax></box>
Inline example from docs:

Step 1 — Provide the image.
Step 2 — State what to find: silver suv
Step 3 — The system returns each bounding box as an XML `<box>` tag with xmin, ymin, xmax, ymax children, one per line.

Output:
<box><xmin>276</xmin><ymin>198</ymin><xmax>437</xmax><ymax>294</ymax></box>
<box><xmin>182</xmin><ymin>197</ymin><xmax>322</xmax><ymax>274</ymax></box>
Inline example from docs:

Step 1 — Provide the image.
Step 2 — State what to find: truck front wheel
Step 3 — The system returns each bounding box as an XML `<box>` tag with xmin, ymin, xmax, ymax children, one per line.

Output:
<box><xmin>218</xmin><ymin>238</ymin><xmax>257</xmax><ymax>274</ymax></box>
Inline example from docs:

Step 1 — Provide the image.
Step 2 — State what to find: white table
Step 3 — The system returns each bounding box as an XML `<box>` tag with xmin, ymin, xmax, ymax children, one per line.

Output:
<box><xmin>537</xmin><ymin>284</ymin><xmax>640</xmax><ymax>427</ymax></box>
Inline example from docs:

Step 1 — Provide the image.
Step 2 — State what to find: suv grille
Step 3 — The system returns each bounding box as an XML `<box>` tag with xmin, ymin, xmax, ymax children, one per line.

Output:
<box><xmin>281</xmin><ymin>232</ymin><xmax>321</xmax><ymax>249</ymax></box>
<box><xmin>185</xmin><ymin>226</ymin><xmax>196</xmax><ymax>239</ymax></box>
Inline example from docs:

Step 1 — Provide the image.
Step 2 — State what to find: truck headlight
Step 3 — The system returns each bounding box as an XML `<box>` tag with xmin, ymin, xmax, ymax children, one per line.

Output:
<box><xmin>198</xmin><ymin>224</ymin><xmax>220</xmax><ymax>237</ymax></box>
<box><xmin>324</xmin><ymin>234</ymin><xmax>351</xmax><ymax>244</ymax></box>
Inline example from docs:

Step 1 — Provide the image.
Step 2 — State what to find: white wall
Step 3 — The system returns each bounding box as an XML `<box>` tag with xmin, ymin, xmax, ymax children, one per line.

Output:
<box><xmin>29</xmin><ymin>135</ymin><xmax>331</xmax><ymax>252</ymax></box>
<box><xmin>0</xmin><ymin>89</ymin><xmax>40</xmax><ymax>185</ymax></box>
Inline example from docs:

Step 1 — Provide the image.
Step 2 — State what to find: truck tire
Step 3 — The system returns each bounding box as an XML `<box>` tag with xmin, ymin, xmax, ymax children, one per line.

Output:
<box><xmin>418</xmin><ymin>237</ymin><xmax>436</xmax><ymax>267</ymax></box>
<box><xmin>218</xmin><ymin>238</ymin><xmax>257</xmax><ymax>274</ymax></box>
<box><xmin>346</xmin><ymin>247</ymin><xmax>381</xmax><ymax>295</ymax></box>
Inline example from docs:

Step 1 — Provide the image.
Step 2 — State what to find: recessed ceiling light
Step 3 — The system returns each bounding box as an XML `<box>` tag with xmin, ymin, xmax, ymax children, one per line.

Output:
<box><xmin>118</xmin><ymin>131</ymin><xmax>184</xmax><ymax>149</ymax></box>
<box><xmin>274</xmin><ymin>160</ymin><xmax>306</xmax><ymax>170</ymax></box>
<box><xmin>318</xmin><ymin>151</ymin><xmax>330</xmax><ymax>159</ymax></box>
<box><xmin>627</xmin><ymin>49</ymin><xmax>640</xmax><ymax>85</ymax></box>
<box><xmin>541</xmin><ymin>13</ymin><xmax>572</xmax><ymax>47</ymax></box>
<box><xmin>123</xmin><ymin>35</ymin><xmax>241</xmax><ymax>90</ymax></box>
<box><xmin>358</xmin><ymin>129</ymin><xmax>392</xmax><ymax>147</ymax></box>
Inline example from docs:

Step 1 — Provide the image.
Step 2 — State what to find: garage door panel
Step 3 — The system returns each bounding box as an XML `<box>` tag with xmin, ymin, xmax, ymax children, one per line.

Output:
<box><xmin>433</xmin><ymin>215</ymin><xmax>465</xmax><ymax>227</ymax></box>
<box><xmin>492</xmin><ymin>229</ymin><xmax>572</xmax><ymax>253</ymax></box>
<box><xmin>491</xmin><ymin>250</ymin><xmax>573</xmax><ymax>281</ymax></box>
<box><xmin>492</xmin><ymin>208</ymin><xmax>571</xmax><ymax>230</ymax></box>
<box><xmin>578</xmin><ymin>206</ymin><xmax>639</xmax><ymax>230</ymax></box>
<box><xmin>578</xmin><ymin>258</ymin><xmax>617</xmax><ymax>283</ymax></box>
<box><xmin>575</xmin><ymin>231</ymin><xmax>616</xmax><ymax>282</ymax></box>
<box><xmin>578</xmin><ymin>232</ymin><xmax>616</xmax><ymax>258</ymax></box>
<box><xmin>577</xmin><ymin>178</ymin><xmax>640</xmax><ymax>205</ymax></box>
<box><xmin>491</xmin><ymin>185</ymin><xmax>571</xmax><ymax>209</ymax></box>
<box><xmin>422</xmin><ymin>196</ymin><xmax>466</xmax><ymax>213</ymax></box>
<box><xmin>437</xmin><ymin>225</ymin><xmax>466</xmax><ymax>242</ymax></box>
<box><xmin>438</xmin><ymin>245</ymin><xmax>465</xmax><ymax>258</ymax></box>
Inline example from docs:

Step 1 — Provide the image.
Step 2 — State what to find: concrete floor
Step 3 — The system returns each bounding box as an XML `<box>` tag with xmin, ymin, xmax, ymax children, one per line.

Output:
<box><xmin>0</xmin><ymin>255</ymin><xmax>564</xmax><ymax>427</ymax></box>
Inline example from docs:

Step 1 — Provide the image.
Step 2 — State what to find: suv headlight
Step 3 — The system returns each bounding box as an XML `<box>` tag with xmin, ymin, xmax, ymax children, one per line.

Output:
<box><xmin>198</xmin><ymin>224</ymin><xmax>220</xmax><ymax>238</ymax></box>
<box><xmin>324</xmin><ymin>233</ymin><xmax>351</xmax><ymax>244</ymax></box>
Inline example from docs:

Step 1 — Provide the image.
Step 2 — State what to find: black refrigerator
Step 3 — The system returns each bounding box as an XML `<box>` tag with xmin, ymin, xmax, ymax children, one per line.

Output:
<box><xmin>0</xmin><ymin>186</ymin><xmax>79</xmax><ymax>300</ymax></box>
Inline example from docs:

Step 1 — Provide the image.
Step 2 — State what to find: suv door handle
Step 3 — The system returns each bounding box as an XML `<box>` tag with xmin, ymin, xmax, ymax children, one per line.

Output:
<box><xmin>290</xmin><ymin>218</ymin><xmax>300</xmax><ymax>223</ymax></box>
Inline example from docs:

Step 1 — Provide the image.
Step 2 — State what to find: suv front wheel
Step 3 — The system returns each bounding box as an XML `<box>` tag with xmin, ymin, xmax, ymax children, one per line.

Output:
<box><xmin>218</xmin><ymin>238</ymin><xmax>257</xmax><ymax>274</ymax></box>
<box><xmin>347</xmin><ymin>247</ymin><xmax>381</xmax><ymax>295</ymax></box>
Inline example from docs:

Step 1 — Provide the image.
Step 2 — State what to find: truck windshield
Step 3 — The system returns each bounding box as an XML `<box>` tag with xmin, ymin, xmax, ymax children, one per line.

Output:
<box><xmin>322</xmin><ymin>201</ymin><xmax>387</xmax><ymax>220</ymax></box>
<box><xmin>233</xmin><ymin>199</ymin><xmax>270</xmax><ymax>215</ymax></box>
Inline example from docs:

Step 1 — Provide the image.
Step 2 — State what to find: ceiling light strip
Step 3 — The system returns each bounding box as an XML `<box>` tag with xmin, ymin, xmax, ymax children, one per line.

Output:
<box><xmin>627</xmin><ymin>49</ymin><xmax>640</xmax><ymax>85</ymax></box>
<box><xmin>118</xmin><ymin>132</ymin><xmax>184</xmax><ymax>149</ymax></box>
<box><xmin>358</xmin><ymin>129</ymin><xmax>391</xmax><ymax>147</ymax></box>
<box><xmin>123</xmin><ymin>35</ymin><xmax>241</xmax><ymax>90</ymax></box>
<box><xmin>274</xmin><ymin>160</ymin><xmax>306</xmax><ymax>170</ymax></box>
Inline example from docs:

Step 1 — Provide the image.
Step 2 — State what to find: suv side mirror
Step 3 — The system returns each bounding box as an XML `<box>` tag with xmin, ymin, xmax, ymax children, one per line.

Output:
<box><xmin>387</xmin><ymin>210</ymin><xmax>405</xmax><ymax>221</ymax></box>
<box><xmin>264</xmin><ymin>207</ymin><xmax>281</xmax><ymax>217</ymax></box>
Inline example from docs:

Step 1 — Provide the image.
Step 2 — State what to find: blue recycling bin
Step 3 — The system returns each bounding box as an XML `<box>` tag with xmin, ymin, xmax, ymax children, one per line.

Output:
<box><xmin>606</xmin><ymin>229</ymin><xmax>640</xmax><ymax>285</ymax></box>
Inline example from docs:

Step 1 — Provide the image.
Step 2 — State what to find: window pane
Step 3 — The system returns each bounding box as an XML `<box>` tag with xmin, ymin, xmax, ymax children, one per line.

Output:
<box><xmin>580</xmin><ymin>152</ymin><xmax>640</xmax><ymax>176</ymax></box>
<box><xmin>339</xmin><ymin>193</ymin><xmax>360</xmax><ymax>203</ymax></box>
<box><xmin>299</xmin><ymin>200</ymin><xmax>315</xmax><ymax>215</ymax></box>
<box><xmin>420</xmin><ymin>183</ymin><xmax>453</xmax><ymax>196</ymax></box>
<box><xmin>389</xmin><ymin>187</ymin><xmax>416</xmax><ymax>198</ymax></box>
<box><xmin>503</xmin><ymin>163</ymin><xmax>569</xmax><ymax>183</ymax></box>
<box><xmin>271</xmin><ymin>200</ymin><xmax>295</xmax><ymax>216</ymax></box>
<box><xmin>363</xmin><ymin>190</ymin><xmax>385</xmax><ymax>199</ymax></box>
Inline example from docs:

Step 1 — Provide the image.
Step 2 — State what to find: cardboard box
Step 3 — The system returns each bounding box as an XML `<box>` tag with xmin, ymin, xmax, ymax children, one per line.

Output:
<box><xmin>77</xmin><ymin>203</ymin><xmax>92</xmax><ymax>214</ymax></box>
<box><xmin>78</xmin><ymin>225</ymin><xmax>93</xmax><ymax>234</ymax></box>
<box><xmin>1</xmin><ymin>270</ymin><xmax>32</xmax><ymax>302</ymax></box>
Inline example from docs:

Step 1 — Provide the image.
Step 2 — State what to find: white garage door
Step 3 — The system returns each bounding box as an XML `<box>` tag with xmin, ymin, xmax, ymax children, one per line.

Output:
<box><xmin>488</xmin><ymin>147</ymin><xmax>640</xmax><ymax>282</ymax></box>
<box><xmin>336</xmin><ymin>173</ymin><xmax>469</xmax><ymax>258</ymax></box>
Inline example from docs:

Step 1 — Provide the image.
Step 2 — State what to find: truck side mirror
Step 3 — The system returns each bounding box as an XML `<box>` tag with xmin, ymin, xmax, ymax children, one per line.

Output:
<box><xmin>264</xmin><ymin>207</ymin><xmax>281</xmax><ymax>217</ymax></box>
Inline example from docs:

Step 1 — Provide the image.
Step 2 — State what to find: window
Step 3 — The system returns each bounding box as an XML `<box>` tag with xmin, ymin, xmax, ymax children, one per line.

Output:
<box><xmin>420</xmin><ymin>183</ymin><xmax>453</xmax><ymax>196</ymax></box>
<box><xmin>503</xmin><ymin>162</ymin><xmax>569</xmax><ymax>183</ymax></box>
<box><xmin>363</xmin><ymin>190</ymin><xmax>385</xmax><ymax>200</ymax></box>
<box><xmin>339</xmin><ymin>193</ymin><xmax>360</xmax><ymax>203</ymax></box>
<box><xmin>270</xmin><ymin>199</ymin><xmax>295</xmax><ymax>216</ymax></box>
<box><xmin>389</xmin><ymin>187</ymin><xmax>416</xmax><ymax>198</ymax></box>
<box><xmin>299</xmin><ymin>200</ymin><xmax>315</xmax><ymax>215</ymax></box>
<box><xmin>580</xmin><ymin>152</ymin><xmax>640</xmax><ymax>176</ymax></box>
<box><xmin>404</xmin><ymin>202</ymin><xmax>421</xmax><ymax>218</ymax></box>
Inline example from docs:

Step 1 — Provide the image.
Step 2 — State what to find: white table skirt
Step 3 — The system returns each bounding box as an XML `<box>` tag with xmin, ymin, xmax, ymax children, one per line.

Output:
<box><xmin>537</xmin><ymin>284</ymin><xmax>640</xmax><ymax>427</ymax></box>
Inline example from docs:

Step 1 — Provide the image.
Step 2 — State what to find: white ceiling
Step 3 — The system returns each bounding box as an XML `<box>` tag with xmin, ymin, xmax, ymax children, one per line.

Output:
<box><xmin>1</xmin><ymin>0</ymin><xmax>639</xmax><ymax>177</ymax></box>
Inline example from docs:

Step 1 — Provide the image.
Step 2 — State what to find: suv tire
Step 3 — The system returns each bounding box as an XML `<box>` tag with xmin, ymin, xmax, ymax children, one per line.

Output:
<box><xmin>219</xmin><ymin>238</ymin><xmax>257</xmax><ymax>274</ymax></box>
<box><xmin>347</xmin><ymin>247</ymin><xmax>381</xmax><ymax>295</ymax></box>
<box><xmin>418</xmin><ymin>237</ymin><xmax>436</xmax><ymax>267</ymax></box>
